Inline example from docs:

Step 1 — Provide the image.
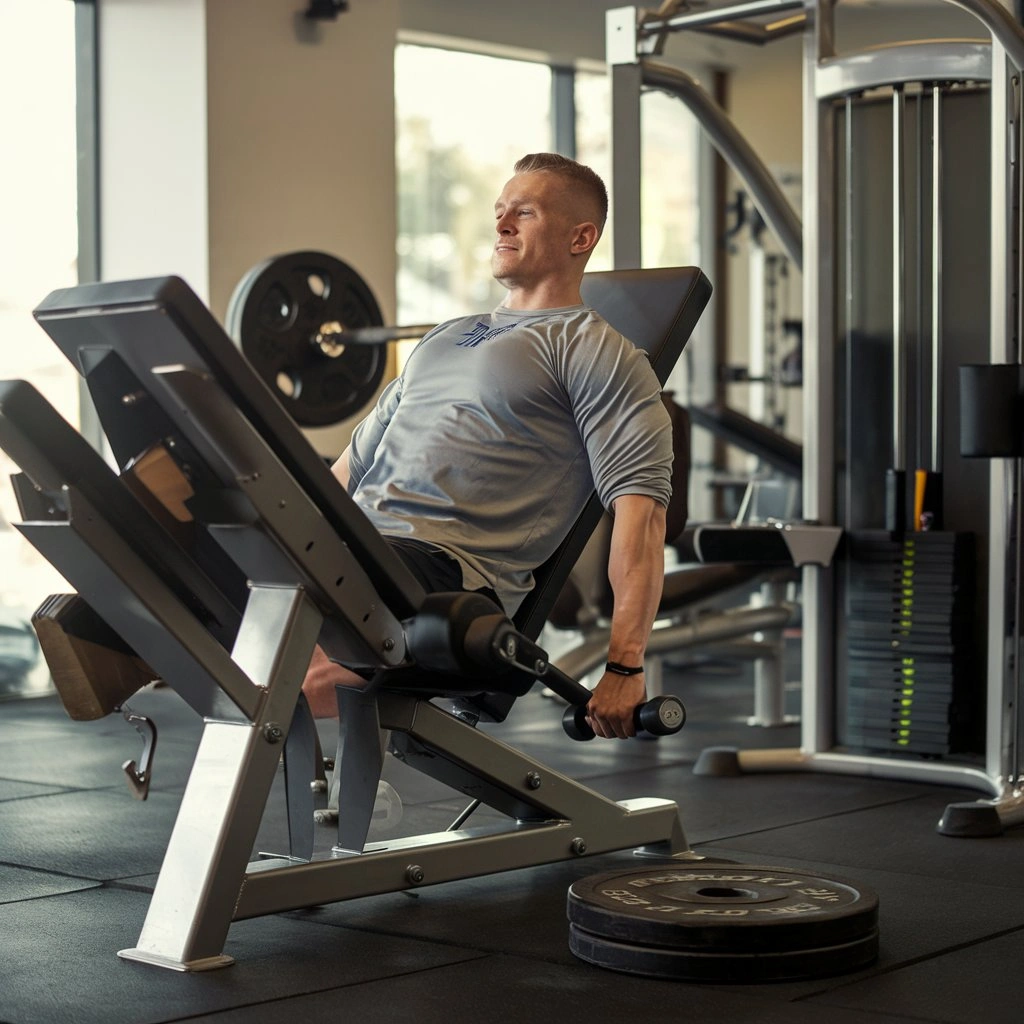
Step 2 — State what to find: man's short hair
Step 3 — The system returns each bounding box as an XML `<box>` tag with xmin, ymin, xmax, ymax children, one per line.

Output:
<box><xmin>513</xmin><ymin>153</ymin><xmax>608</xmax><ymax>230</ymax></box>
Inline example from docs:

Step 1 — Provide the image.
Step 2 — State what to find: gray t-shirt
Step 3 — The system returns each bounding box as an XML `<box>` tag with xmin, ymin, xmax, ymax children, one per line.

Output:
<box><xmin>348</xmin><ymin>303</ymin><xmax>672</xmax><ymax>613</ymax></box>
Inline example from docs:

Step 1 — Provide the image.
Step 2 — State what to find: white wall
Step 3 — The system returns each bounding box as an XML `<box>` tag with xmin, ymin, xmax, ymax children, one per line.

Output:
<box><xmin>205</xmin><ymin>0</ymin><xmax>398</xmax><ymax>326</ymax></box>
<box><xmin>99</xmin><ymin>0</ymin><xmax>210</xmax><ymax>296</ymax></box>
<box><xmin>98</xmin><ymin>0</ymin><xmax>399</xmax><ymax>455</ymax></box>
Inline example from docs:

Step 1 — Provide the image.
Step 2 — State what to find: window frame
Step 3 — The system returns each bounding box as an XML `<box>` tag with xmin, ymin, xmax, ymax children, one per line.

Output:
<box><xmin>75</xmin><ymin>0</ymin><xmax>102</xmax><ymax>450</ymax></box>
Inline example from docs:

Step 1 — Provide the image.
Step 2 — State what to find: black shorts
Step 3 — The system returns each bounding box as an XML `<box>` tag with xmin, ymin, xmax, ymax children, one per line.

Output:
<box><xmin>386</xmin><ymin>537</ymin><xmax>502</xmax><ymax>609</ymax></box>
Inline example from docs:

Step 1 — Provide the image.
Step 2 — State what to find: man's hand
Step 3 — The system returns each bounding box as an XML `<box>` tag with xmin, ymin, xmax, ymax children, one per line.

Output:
<box><xmin>586</xmin><ymin>671</ymin><xmax>646</xmax><ymax>739</ymax></box>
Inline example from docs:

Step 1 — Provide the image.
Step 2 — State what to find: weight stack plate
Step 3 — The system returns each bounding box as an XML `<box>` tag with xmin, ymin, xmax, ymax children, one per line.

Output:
<box><xmin>567</xmin><ymin>865</ymin><xmax>879</xmax><ymax>983</ymax></box>
<box><xmin>840</xmin><ymin>530</ymin><xmax>977</xmax><ymax>756</ymax></box>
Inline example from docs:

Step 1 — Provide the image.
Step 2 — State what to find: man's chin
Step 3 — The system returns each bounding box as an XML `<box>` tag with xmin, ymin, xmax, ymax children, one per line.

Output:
<box><xmin>491</xmin><ymin>264</ymin><xmax>515</xmax><ymax>288</ymax></box>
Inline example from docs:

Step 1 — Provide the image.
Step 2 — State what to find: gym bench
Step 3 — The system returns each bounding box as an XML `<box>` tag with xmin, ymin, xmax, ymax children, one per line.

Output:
<box><xmin>0</xmin><ymin>266</ymin><xmax>710</xmax><ymax>971</ymax></box>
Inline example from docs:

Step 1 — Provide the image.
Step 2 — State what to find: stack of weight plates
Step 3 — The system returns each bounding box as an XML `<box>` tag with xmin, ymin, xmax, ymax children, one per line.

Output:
<box><xmin>567</xmin><ymin>865</ymin><xmax>879</xmax><ymax>982</ymax></box>
<box><xmin>841</xmin><ymin>530</ymin><xmax>975</xmax><ymax>756</ymax></box>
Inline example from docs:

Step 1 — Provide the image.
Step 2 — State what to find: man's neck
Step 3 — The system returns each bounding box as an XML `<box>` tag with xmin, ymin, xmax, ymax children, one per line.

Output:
<box><xmin>501</xmin><ymin>282</ymin><xmax>584</xmax><ymax>311</ymax></box>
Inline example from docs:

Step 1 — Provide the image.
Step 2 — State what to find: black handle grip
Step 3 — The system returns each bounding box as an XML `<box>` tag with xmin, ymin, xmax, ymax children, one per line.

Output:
<box><xmin>561</xmin><ymin>694</ymin><xmax>687</xmax><ymax>742</ymax></box>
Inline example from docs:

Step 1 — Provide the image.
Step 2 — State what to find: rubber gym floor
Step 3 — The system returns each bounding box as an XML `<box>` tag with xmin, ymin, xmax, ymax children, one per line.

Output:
<box><xmin>0</xmin><ymin>643</ymin><xmax>1020</xmax><ymax>1024</ymax></box>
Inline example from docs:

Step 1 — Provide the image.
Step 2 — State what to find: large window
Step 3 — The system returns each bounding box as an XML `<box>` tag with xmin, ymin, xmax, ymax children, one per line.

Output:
<box><xmin>0</xmin><ymin>0</ymin><xmax>90</xmax><ymax>697</ymax></box>
<box><xmin>639</xmin><ymin>90</ymin><xmax>703</xmax><ymax>270</ymax></box>
<box><xmin>575</xmin><ymin>70</ymin><xmax>703</xmax><ymax>272</ymax></box>
<box><xmin>395</xmin><ymin>44</ymin><xmax>703</xmax><ymax>336</ymax></box>
<box><xmin>395</xmin><ymin>44</ymin><xmax>553</xmax><ymax>326</ymax></box>
<box><xmin>573</xmin><ymin>67</ymin><xmax>613</xmax><ymax>273</ymax></box>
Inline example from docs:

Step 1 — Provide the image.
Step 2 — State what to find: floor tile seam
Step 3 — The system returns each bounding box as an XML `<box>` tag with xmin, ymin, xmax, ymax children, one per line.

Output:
<box><xmin>277</xmin><ymin>909</ymin><xmax>568</xmax><ymax>963</ymax></box>
<box><xmin>692</xmin><ymin>793</ymin><xmax>952</xmax><ymax>845</ymax></box>
<box><xmin>104</xmin><ymin>952</ymin><xmax>498</xmax><ymax>1024</ymax></box>
<box><xmin>0</xmin><ymin>777</ymin><xmax>122</xmax><ymax>798</ymax></box>
<box><xmin>692</xmin><ymin>846</ymin><xmax>1024</xmax><ymax>892</ymax></box>
<box><xmin>0</xmin><ymin>857</ymin><xmax>107</xmax><ymax>885</ymax></box>
<box><xmin>790</xmin><ymin>921</ymin><xmax>1024</xmax><ymax>1007</ymax></box>
<box><xmin>0</xmin><ymin>786</ymin><xmax>74</xmax><ymax>802</ymax></box>
<box><xmin>0</xmin><ymin>881</ymin><xmax>102</xmax><ymax>907</ymax></box>
<box><xmin>104</xmin><ymin>876</ymin><xmax>161</xmax><ymax>895</ymax></box>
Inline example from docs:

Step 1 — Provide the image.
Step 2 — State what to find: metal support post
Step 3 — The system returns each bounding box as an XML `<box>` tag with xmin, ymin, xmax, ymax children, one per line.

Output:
<box><xmin>800</xmin><ymin>0</ymin><xmax>837</xmax><ymax>754</ymax></box>
<box><xmin>751</xmin><ymin>578</ymin><xmax>794</xmax><ymax>726</ymax></box>
<box><xmin>607</xmin><ymin>7</ymin><xmax>643</xmax><ymax>269</ymax></box>
<box><xmin>118</xmin><ymin>585</ymin><xmax>323</xmax><ymax>971</ymax></box>
<box><xmin>332</xmin><ymin>687</ymin><xmax>388</xmax><ymax>854</ymax></box>
<box><xmin>986</xmin><ymin>44</ymin><xmax>1019</xmax><ymax>790</ymax></box>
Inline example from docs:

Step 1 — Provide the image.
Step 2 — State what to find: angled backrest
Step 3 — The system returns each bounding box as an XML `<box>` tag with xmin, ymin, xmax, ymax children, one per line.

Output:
<box><xmin>513</xmin><ymin>266</ymin><xmax>712</xmax><ymax>639</ymax></box>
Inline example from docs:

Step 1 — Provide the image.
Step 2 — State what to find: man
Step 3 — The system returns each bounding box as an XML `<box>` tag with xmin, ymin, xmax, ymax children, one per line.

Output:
<box><xmin>304</xmin><ymin>153</ymin><xmax>671</xmax><ymax>739</ymax></box>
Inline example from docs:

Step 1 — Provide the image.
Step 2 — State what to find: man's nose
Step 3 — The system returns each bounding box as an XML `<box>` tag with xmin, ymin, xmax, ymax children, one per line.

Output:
<box><xmin>496</xmin><ymin>214</ymin><xmax>515</xmax><ymax>234</ymax></box>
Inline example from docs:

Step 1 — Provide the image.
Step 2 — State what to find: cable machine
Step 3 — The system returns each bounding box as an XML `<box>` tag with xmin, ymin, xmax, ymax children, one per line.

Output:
<box><xmin>606</xmin><ymin>0</ymin><xmax>1024</xmax><ymax>834</ymax></box>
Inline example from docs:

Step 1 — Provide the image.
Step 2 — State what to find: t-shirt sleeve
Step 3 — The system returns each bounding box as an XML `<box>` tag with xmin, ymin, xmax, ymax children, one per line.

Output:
<box><xmin>559</xmin><ymin>319</ymin><xmax>672</xmax><ymax>512</ymax></box>
<box><xmin>348</xmin><ymin>375</ymin><xmax>403</xmax><ymax>491</ymax></box>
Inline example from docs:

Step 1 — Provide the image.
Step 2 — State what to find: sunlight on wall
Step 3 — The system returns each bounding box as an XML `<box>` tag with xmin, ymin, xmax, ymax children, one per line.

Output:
<box><xmin>0</xmin><ymin>1</ymin><xmax>80</xmax><ymax>695</ymax></box>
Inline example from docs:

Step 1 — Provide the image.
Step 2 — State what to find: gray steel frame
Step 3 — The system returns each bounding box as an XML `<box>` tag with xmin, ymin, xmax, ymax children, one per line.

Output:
<box><xmin>606</xmin><ymin>1</ymin><xmax>1024</xmax><ymax>831</ymax></box>
<box><xmin>4</xmin><ymin>370</ymin><xmax>694</xmax><ymax>972</ymax></box>
<box><xmin>2</xmin><ymin>264</ymin><xmax>711</xmax><ymax>969</ymax></box>
<box><xmin>122</xmin><ymin>688</ymin><xmax>689</xmax><ymax>972</ymax></box>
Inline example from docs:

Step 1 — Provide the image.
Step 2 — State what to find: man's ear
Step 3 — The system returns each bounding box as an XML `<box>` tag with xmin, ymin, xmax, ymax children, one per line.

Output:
<box><xmin>570</xmin><ymin>221</ymin><xmax>600</xmax><ymax>256</ymax></box>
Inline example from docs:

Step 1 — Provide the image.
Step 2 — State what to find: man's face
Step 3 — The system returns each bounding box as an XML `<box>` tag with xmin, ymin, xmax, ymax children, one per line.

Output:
<box><xmin>491</xmin><ymin>171</ymin><xmax>578</xmax><ymax>290</ymax></box>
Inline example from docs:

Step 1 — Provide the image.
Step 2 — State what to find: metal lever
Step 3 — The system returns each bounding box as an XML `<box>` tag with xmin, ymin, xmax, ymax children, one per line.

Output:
<box><xmin>486</xmin><ymin>622</ymin><xmax>593</xmax><ymax>706</ymax></box>
<box><xmin>119</xmin><ymin>704</ymin><xmax>158</xmax><ymax>801</ymax></box>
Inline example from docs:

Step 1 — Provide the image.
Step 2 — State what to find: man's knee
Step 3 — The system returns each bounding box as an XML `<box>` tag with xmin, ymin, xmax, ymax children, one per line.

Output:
<box><xmin>303</xmin><ymin>644</ymin><xmax>365</xmax><ymax>718</ymax></box>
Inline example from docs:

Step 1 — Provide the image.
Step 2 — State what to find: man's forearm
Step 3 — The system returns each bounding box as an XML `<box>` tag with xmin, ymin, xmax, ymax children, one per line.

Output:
<box><xmin>606</xmin><ymin>494</ymin><xmax>666</xmax><ymax>666</ymax></box>
<box><xmin>584</xmin><ymin>494</ymin><xmax>666</xmax><ymax>739</ymax></box>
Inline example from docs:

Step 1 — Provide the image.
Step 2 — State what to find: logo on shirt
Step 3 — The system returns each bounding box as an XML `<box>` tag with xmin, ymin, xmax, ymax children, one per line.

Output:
<box><xmin>456</xmin><ymin>320</ymin><xmax>519</xmax><ymax>348</ymax></box>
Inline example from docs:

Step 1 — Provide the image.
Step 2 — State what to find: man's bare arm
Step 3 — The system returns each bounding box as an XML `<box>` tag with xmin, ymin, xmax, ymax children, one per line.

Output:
<box><xmin>332</xmin><ymin>445</ymin><xmax>351</xmax><ymax>491</ymax></box>
<box><xmin>585</xmin><ymin>493</ymin><xmax>666</xmax><ymax>739</ymax></box>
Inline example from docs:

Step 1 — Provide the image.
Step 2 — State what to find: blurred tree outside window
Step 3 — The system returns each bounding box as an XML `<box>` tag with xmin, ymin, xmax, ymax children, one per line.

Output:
<box><xmin>573</xmin><ymin>67</ymin><xmax>612</xmax><ymax>273</ymax></box>
<box><xmin>640</xmin><ymin>89</ymin><xmax>703</xmax><ymax>270</ymax></box>
<box><xmin>575</xmin><ymin>68</ymin><xmax>702</xmax><ymax>271</ymax></box>
<box><xmin>394</xmin><ymin>44</ymin><xmax>553</xmax><ymax>349</ymax></box>
<box><xmin>394</xmin><ymin>44</ymin><xmax>702</xmax><ymax>371</ymax></box>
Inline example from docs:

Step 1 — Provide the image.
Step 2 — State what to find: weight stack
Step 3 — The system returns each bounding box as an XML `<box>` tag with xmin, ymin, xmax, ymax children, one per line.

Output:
<box><xmin>839</xmin><ymin>530</ymin><xmax>976</xmax><ymax>756</ymax></box>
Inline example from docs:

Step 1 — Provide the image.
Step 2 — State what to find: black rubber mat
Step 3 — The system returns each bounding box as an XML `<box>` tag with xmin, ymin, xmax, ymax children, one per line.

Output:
<box><xmin>710</xmin><ymin>792</ymin><xmax>1024</xmax><ymax>885</ymax></box>
<box><xmin>686</xmin><ymin>847</ymin><xmax>1024</xmax><ymax>999</ymax></box>
<box><xmin>284</xmin><ymin>851</ymin><xmax>643</xmax><ymax>963</ymax></box>
<box><xmin>0</xmin><ymin>658</ymin><xmax>1020</xmax><ymax>1024</ymax></box>
<box><xmin>805</xmin><ymin>928</ymin><xmax>1024</xmax><ymax>1024</ymax></box>
<box><xmin>175</xmin><ymin>953</ymin><xmax>926</xmax><ymax>1024</ymax></box>
<box><xmin>0</xmin><ymin>788</ymin><xmax>183</xmax><ymax>879</ymax></box>
<box><xmin>594</xmin><ymin>764</ymin><xmax>939</xmax><ymax>845</ymax></box>
<box><xmin>0</xmin><ymin>887</ymin><xmax>485</xmax><ymax>1024</ymax></box>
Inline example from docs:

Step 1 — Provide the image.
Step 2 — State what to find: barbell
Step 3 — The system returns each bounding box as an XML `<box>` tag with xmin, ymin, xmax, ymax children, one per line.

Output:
<box><xmin>225</xmin><ymin>250</ymin><xmax>436</xmax><ymax>427</ymax></box>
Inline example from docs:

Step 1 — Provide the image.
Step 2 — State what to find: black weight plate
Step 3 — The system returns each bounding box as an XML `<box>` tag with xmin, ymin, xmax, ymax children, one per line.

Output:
<box><xmin>567</xmin><ymin>865</ymin><xmax>878</xmax><ymax>955</ymax></box>
<box><xmin>226</xmin><ymin>251</ymin><xmax>386</xmax><ymax>427</ymax></box>
<box><xmin>569</xmin><ymin>922</ymin><xmax>879</xmax><ymax>983</ymax></box>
